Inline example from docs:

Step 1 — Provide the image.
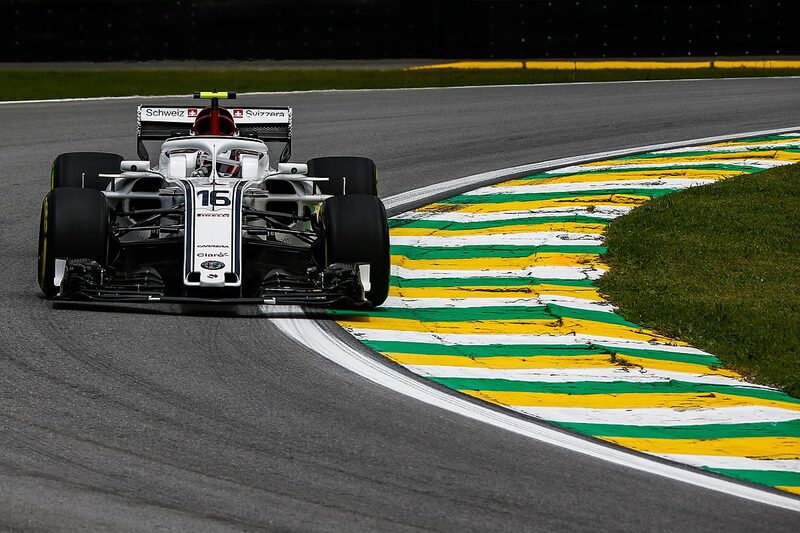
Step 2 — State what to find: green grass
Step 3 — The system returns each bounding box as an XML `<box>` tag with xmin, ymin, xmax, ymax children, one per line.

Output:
<box><xmin>3</xmin><ymin>67</ymin><xmax>800</xmax><ymax>100</ymax></box>
<box><xmin>596</xmin><ymin>164</ymin><xmax>800</xmax><ymax>396</ymax></box>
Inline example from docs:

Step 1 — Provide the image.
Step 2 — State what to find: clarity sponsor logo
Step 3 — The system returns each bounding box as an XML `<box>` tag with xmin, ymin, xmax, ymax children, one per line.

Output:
<box><xmin>196</xmin><ymin>252</ymin><xmax>229</xmax><ymax>258</ymax></box>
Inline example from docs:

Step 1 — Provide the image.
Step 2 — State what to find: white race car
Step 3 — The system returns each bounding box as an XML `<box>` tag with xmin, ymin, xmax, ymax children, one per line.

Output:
<box><xmin>37</xmin><ymin>91</ymin><xmax>390</xmax><ymax>307</ymax></box>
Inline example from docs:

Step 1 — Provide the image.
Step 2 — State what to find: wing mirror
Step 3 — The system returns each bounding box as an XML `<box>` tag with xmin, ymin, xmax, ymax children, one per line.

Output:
<box><xmin>121</xmin><ymin>160</ymin><xmax>151</xmax><ymax>172</ymax></box>
<box><xmin>277</xmin><ymin>163</ymin><xmax>308</xmax><ymax>175</ymax></box>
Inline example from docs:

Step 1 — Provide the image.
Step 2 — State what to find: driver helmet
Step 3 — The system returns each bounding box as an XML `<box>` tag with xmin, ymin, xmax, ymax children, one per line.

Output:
<box><xmin>192</xmin><ymin>107</ymin><xmax>238</xmax><ymax>136</ymax></box>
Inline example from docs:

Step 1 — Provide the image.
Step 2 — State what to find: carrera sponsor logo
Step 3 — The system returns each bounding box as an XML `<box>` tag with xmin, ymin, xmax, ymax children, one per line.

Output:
<box><xmin>197</xmin><ymin>244</ymin><xmax>230</xmax><ymax>248</ymax></box>
<box><xmin>245</xmin><ymin>109</ymin><xmax>286</xmax><ymax>119</ymax></box>
<box><xmin>188</xmin><ymin>108</ymin><xmax>199</xmax><ymax>117</ymax></box>
<box><xmin>143</xmin><ymin>108</ymin><xmax>186</xmax><ymax>118</ymax></box>
<box><xmin>196</xmin><ymin>252</ymin><xmax>229</xmax><ymax>258</ymax></box>
<box><xmin>232</xmin><ymin>108</ymin><xmax>243</xmax><ymax>118</ymax></box>
<box><xmin>196</xmin><ymin>212</ymin><xmax>230</xmax><ymax>218</ymax></box>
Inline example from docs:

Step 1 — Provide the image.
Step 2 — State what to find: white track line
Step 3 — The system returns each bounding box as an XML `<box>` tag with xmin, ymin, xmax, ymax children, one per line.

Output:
<box><xmin>404</xmin><ymin>364</ymin><xmax>772</xmax><ymax>388</ymax></box>
<box><xmin>391</xmin><ymin>206</ymin><xmax>630</xmax><ymax>221</ymax></box>
<box><xmin>390</xmin><ymin>233</ymin><xmax>603</xmax><ymax>247</ymax></box>
<box><xmin>547</xmin><ymin>159</ymin><xmax>787</xmax><ymax>174</ymax></box>
<box><xmin>510</xmin><ymin>406</ymin><xmax>800</xmax><ymax>427</ymax></box>
<box><xmin>271</xmin><ymin>313</ymin><xmax>800</xmax><ymax>512</ymax></box>
<box><xmin>4</xmin><ymin>75</ymin><xmax>800</xmax><ymax>106</ymax></box>
<box><xmin>654</xmin><ymin>455</ymin><xmax>800</xmax><ymax>473</ymax></box>
<box><xmin>467</xmin><ymin>178</ymin><xmax>716</xmax><ymax>195</ymax></box>
<box><xmin>381</xmin><ymin>296</ymin><xmax>615</xmax><ymax>312</ymax></box>
<box><xmin>390</xmin><ymin>265</ymin><xmax>605</xmax><ymax>280</ymax></box>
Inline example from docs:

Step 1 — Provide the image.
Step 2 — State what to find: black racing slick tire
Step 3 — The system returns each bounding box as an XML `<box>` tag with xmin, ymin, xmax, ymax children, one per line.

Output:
<box><xmin>321</xmin><ymin>194</ymin><xmax>390</xmax><ymax>307</ymax></box>
<box><xmin>307</xmin><ymin>156</ymin><xmax>378</xmax><ymax>196</ymax></box>
<box><xmin>38</xmin><ymin>188</ymin><xmax>110</xmax><ymax>297</ymax></box>
<box><xmin>51</xmin><ymin>152</ymin><xmax>124</xmax><ymax>190</ymax></box>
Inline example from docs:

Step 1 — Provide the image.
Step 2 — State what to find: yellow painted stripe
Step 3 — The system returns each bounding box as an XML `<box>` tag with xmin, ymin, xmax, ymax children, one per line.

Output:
<box><xmin>463</xmin><ymin>390</ymin><xmax>800</xmax><ymax>412</ymax></box>
<box><xmin>583</xmin><ymin>151</ymin><xmax>800</xmax><ymax>167</ymax></box>
<box><xmin>409</xmin><ymin>61</ymin><xmax>525</xmax><ymax>70</ymax></box>
<box><xmin>714</xmin><ymin>60</ymin><xmax>800</xmax><ymax>69</ymax></box>
<box><xmin>421</xmin><ymin>195</ymin><xmax>653</xmax><ymax>213</ymax></box>
<box><xmin>381</xmin><ymin>353</ymin><xmax>732</xmax><ymax>376</ymax></box>
<box><xmin>391</xmin><ymin>253</ymin><xmax>608</xmax><ymax>271</ymax></box>
<box><xmin>521</xmin><ymin>61</ymin><xmax>578</xmax><ymax>70</ymax></box>
<box><xmin>410</xmin><ymin>60</ymin><xmax>800</xmax><ymax>71</ymax></box>
<box><xmin>388</xmin><ymin>285</ymin><xmax>605</xmax><ymax>301</ymax></box>
<box><xmin>601</xmin><ymin>436</ymin><xmax>800</xmax><ymax>459</ymax></box>
<box><xmin>336</xmin><ymin>316</ymin><xmax>673</xmax><ymax>344</ymax></box>
<box><xmin>775</xmin><ymin>485</ymin><xmax>800</xmax><ymax>496</ymax></box>
<box><xmin>525</xmin><ymin>61</ymin><xmax>712</xmax><ymax>70</ymax></box>
<box><xmin>389</xmin><ymin>222</ymin><xmax>607</xmax><ymax>237</ymax></box>
<box><xmin>500</xmin><ymin>168</ymin><xmax>743</xmax><ymax>187</ymax></box>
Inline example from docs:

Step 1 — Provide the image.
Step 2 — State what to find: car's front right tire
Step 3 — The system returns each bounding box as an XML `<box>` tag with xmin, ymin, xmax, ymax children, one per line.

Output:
<box><xmin>38</xmin><ymin>188</ymin><xmax>110</xmax><ymax>297</ymax></box>
<box><xmin>320</xmin><ymin>194</ymin><xmax>390</xmax><ymax>307</ymax></box>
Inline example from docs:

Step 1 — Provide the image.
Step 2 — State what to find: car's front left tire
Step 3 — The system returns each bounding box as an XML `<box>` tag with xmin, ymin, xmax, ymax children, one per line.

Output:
<box><xmin>307</xmin><ymin>156</ymin><xmax>378</xmax><ymax>196</ymax></box>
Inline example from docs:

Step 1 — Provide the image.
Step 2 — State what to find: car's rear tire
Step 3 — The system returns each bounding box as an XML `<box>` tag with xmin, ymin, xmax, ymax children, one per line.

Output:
<box><xmin>321</xmin><ymin>194</ymin><xmax>390</xmax><ymax>307</ymax></box>
<box><xmin>307</xmin><ymin>156</ymin><xmax>378</xmax><ymax>196</ymax></box>
<box><xmin>38</xmin><ymin>188</ymin><xmax>110</xmax><ymax>297</ymax></box>
<box><xmin>51</xmin><ymin>152</ymin><xmax>124</xmax><ymax>190</ymax></box>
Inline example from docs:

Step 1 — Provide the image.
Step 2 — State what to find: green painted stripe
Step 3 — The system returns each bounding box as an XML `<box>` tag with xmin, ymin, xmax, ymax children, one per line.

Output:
<box><xmin>723</xmin><ymin>134</ymin><xmax>800</xmax><ymax>143</ymax></box>
<box><xmin>329</xmin><ymin>304</ymin><xmax>641</xmax><ymax>328</ymax></box>
<box><xmin>701</xmin><ymin>468</ymin><xmax>800</xmax><ymax>488</ymax></box>
<box><xmin>391</xmin><ymin>244</ymin><xmax>606</xmax><ymax>259</ymax></box>
<box><xmin>614</xmin><ymin>147</ymin><xmax>800</xmax><ymax>160</ymax></box>
<box><xmin>429</xmin><ymin>378</ymin><xmax>800</xmax><ymax>404</ymax></box>
<box><xmin>388</xmin><ymin>215</ymin><xmax>610</xmax><ymax>230</ymax></box>
<box><xmin>360</xmin><ymin>341</ymin><xmax>721</xmax><ymax>367</ymax></box>
<box><xmin>441</xmin><ymin>188</ymin><xmax>679</xmax><ymax>205</ymax></box>
<box><xmin>555</xmin><ymin>419</ymin><xmax>800</xmax><ymax>440</ymax></box>
<box><xmin>390</xmin><ymin>276</ymin><xmax>598</xmax><ymax>288</ymax></box>
<box><xmin>361</xmin><ymin>340</ymin><xmax>603</xmax><ymax>357</ymax></box>
<box><xmin>516</xmin><ymin>163</ymin><xmax>765</xmax><ymax>180</ymax></box>
<box><xmin>598</xmin><ymin>346</ymin><xmax>722</xmax><ymax>367</ymax></box>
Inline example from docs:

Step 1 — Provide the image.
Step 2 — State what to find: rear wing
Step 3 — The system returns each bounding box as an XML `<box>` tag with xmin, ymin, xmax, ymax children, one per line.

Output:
<box><xmin>136</xmin><ymin>105</ymin><xmax>293</xmax><ymax>161</ymax></box>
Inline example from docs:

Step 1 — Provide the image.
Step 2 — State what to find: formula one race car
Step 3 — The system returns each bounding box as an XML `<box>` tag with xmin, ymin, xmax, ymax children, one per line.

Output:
<box><xmin>37</xmin><ymin>91</ymin><xmax>390</xmax><ymax>307</ymax></box>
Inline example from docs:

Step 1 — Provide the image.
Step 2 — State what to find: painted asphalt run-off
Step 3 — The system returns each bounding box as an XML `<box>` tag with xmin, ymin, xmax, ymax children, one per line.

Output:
<box><xmin>326</xmin><ymin>133</ymin><xmax>800</xmax><ymax>498</ymax></box>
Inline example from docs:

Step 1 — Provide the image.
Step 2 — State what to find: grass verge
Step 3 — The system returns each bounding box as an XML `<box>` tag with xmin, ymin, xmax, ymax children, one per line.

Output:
<box><xmin>596</xmin><ymin>164</ymin><xmax>800</xmax><ymax>396</ymax></box>
<box><xmin>2</xmin><ymin>67</ymin><xmax>800</xmax><ymax>100</ymax></box>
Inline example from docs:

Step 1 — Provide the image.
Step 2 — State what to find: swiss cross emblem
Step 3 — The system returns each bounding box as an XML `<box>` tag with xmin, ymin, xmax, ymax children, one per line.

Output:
<box><xmin>187</xmin><ymin>108</ymin><xmax>198</xmax><ymax>117</ymax></box>
<box><xmin>232</xmin><ymin>109</ymin><xmax>243</xmax><ymax>118</ymax></box>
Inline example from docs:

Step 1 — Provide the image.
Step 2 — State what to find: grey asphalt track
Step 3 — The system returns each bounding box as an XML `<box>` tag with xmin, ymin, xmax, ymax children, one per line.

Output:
<box><xmin>2</xmin><ymin>78</ymin><xmax>800</xmax><ymax>531</ymax></box>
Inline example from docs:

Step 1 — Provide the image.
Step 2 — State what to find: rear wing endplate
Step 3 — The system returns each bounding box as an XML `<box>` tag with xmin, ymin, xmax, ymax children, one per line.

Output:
<box><xmin>136</xmin><ymin>105</ymin><xmax>292</xmax><ymax>161</ymax></box>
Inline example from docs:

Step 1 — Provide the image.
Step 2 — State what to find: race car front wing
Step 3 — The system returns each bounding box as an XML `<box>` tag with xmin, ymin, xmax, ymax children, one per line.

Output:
<box><xmin>53</xmin><ymin>258</ymin><xmax>370</xmax><ymax>306</ymax></box>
